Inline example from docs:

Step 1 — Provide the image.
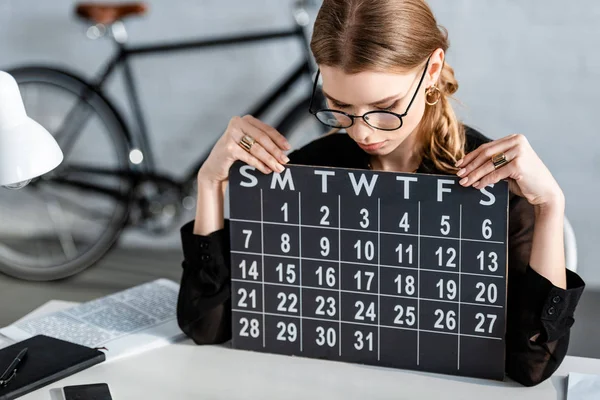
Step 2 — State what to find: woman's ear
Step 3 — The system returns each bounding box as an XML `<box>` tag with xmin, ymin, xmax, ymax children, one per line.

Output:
<box><xmin>427</xmin><ymin>48</ymin><xmax>446</xmax><ymax>86</ymax></box>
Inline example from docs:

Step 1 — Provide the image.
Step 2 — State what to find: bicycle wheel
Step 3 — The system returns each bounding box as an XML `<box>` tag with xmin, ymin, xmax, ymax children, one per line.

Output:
<box><xmin>0</xmin><ymin>66</ymin><xmax>133</xmax><ymax>281</ymax></box>
<box><xmin>276</xmin><ymin>96</ymin><xmax>330</xmax><ymax>151</ymax></box>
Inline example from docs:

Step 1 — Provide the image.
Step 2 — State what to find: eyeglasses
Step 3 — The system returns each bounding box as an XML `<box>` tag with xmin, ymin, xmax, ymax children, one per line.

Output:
<box><xmin>308</xmin><ymin>57</ymin><xmax>431</xmax><ymax>131</ymax></box>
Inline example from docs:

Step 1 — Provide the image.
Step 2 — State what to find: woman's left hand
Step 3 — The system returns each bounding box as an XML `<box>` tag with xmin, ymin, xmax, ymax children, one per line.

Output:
<box><xmin>455</xmin><ymin>134</ymin><xmax>564</xmax><ymax>208</ymax></box>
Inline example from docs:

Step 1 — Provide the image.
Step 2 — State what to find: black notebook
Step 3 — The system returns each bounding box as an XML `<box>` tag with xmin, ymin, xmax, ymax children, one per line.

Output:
<box><xmin>0</xmin><ymin>335</ymin><xmax>106</xmax><ymax>400</ymax></box>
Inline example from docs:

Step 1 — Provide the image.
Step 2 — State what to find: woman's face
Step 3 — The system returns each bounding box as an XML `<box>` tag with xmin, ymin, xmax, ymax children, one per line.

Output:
<box><xmin>319</xmin><ymin>50</ymin><xmax>443</xmax><ymax>155</ymax></box>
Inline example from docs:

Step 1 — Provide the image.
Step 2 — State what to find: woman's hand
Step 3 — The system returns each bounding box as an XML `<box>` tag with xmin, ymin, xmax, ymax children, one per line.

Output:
<box><xmin>198</xmin><ymin>115</ymin><xmax>291</xmax><ymax>184</ymax></box>
<box><xmin>455</xmin><ymin>134</ymin><xmax>564</xmax><ymax>209</ymax></box>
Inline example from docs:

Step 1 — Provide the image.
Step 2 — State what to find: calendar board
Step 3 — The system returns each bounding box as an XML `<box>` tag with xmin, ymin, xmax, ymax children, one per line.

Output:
<box><xmin>228</xmin><ymin>162</ymin><xmax>509</xmax><ymax>380</ymax></box>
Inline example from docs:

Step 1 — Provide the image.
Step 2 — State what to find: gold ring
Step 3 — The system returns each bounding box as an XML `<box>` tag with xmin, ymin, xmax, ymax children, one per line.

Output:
<box><xmin>239</xmin><ymin>135</ymin><xmax>255</xmax><ymax>153</ymax></box>
<box><xmin>491</xmin><ymin>152</ymin><xmax>508</xmax><ymax>169</ymax></box>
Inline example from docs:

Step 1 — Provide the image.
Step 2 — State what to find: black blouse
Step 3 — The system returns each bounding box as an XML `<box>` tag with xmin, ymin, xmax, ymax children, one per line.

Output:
<box><xmin>176</xmin><ymin>126</ymin><xmax>585</xmax><ymax>387</ymax></box>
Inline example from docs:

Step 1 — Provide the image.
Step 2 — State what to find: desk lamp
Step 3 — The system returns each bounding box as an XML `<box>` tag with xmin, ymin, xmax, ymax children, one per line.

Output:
<box><xmin>0</xmin><ymin>71</ymin><xmax>63</xmax><ymax>188</ymax></box>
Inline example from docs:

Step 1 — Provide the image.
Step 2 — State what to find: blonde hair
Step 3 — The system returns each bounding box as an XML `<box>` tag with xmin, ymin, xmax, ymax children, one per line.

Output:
<box><xmin>310</xmin><ymin>0</ymin><xmax>465</xmax><ymax>173</ymax></box>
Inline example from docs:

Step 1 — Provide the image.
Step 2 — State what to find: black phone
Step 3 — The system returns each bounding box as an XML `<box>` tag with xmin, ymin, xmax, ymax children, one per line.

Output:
<box><xmin>62</xmin><ymin>383</ymin><xmax>113</xmax><ymax>400</ymax></box>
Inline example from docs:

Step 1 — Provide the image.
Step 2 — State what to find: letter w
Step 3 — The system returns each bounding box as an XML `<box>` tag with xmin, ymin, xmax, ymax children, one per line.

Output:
<box><xmin>349</xmin><ymin>173</ymin><xmax>378</xmax><ymax>197</ymax></box>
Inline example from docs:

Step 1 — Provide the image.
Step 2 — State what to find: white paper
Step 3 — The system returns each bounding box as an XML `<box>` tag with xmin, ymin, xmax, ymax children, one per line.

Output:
<box><xmin>0</xmin><ymin>335</ymin><xmax>13</xmax><ymax>350</ymax></box>
<box><xmin>0</xmin><ymin>279</ymin><xmax>185</xmax><ymax>361</ymax></box>
<box><xmin>0</xmin><ymin>300</ymin><xmax>79</xmax><ymax>350</ymax></box>
<box><xmin>568</xmin><ymin>372</ymin><xmax>600</xmax><ymax>399</ymax></box>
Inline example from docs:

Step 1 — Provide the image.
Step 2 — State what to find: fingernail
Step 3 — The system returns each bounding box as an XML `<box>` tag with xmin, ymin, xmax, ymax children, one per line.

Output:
<box><xmin>277</xmin><ymin>164</ymin><xmax>285</xmax><ymax>172</ymax></box>
<box><xmin>282</xmin><ymin>155</ymin><xmax>290</xmax><ymax>163</ymax></box>
<box><xmin>473</xmin><ymin>181</ymin><xmax>480</xmax><ymax>188</ymax></box>
<box><xmin>457</xmin><ymin>168</ymin><xmax>466</xmax><ymax>177</ymax></box>
<box><xmin>284</xmin><ymin>141</ymin><xmax>292</xmax><ymax>150</ymax></box>
<box><xmin>455</xmin><ymin>159</ymin><xmax>463</xmax><ymax>167</ymax></box>
<box><xmin>459</xmin><ymin>177</ymin><xmax>468</xmax><ymax>185</ymax></box>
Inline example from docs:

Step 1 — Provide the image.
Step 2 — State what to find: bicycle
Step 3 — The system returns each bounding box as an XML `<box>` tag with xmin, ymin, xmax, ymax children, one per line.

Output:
<box><xmin>0</xmin><ymin>1</ymin><xmax>327</xmax><ymax>281</ymax></box>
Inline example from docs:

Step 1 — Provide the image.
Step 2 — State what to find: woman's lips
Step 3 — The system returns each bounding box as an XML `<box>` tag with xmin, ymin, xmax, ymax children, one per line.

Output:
<box><xmin>357</xmin><ymin>141</ymin><xmax>387</xmax><ymax>151</ymax></box>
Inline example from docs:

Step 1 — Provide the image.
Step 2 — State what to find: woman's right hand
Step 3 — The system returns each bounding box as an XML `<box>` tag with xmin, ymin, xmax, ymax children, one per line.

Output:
<box><xmin>198</xmin><ymin>115</ymin><xmax>291</xmax><ymax>184</ymax></box>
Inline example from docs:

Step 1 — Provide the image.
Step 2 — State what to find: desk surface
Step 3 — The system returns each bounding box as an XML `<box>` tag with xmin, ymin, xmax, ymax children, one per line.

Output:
<box><xmin>19</xmin><ymin>339</ymin><xmax>600</xmax><ymax>400</ymax></box>
<box><xmin>9</xmin><ymin>300</ymin><xmax>600</xmax><ymax>400</ymax></box>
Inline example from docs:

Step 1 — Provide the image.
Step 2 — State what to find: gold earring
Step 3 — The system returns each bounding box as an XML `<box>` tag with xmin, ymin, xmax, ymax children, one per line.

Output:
<box><xmin>425</xmin><ymin>85</ymin><xmax>441</xmax><ymax>106</ymax></box>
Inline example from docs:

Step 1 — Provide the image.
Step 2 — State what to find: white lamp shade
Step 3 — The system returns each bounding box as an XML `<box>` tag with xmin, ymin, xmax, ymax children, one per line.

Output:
<box><xmin>0</xmin><ymin>71</ymin><xmax>63</xmax><ymax>186</ymax></box>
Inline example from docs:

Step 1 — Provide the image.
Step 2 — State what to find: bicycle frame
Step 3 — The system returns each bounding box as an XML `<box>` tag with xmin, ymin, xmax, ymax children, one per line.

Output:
<box><xmin>87</xmin><ymin>25</ymin><xmax>316</xmax><ymax>186</ymax></box>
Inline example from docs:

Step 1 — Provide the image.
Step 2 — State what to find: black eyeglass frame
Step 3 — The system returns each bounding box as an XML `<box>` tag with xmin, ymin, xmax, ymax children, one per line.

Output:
<box><xmin>308</xmin><ymin>57</ymin><xmax>431</xmax><ymax>131</ymax></box>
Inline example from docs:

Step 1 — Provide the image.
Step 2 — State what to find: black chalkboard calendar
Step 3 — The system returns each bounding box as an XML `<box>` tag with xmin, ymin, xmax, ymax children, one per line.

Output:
<box><xmin>228</xmin><ymin>161</ymin><xmax>509</xmax><ymax>380</ymax></box>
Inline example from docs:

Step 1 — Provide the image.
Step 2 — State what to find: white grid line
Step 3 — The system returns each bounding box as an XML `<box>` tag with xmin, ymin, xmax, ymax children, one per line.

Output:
<box><xmin>231</xmin><ymin>279</ymin><xmax>501</xmax><ymax>308</ymax></box>
<box><xmin>232</xmin><ymin>309</ymin><xmax>502</xmax><ymax>341</ymax></box>
<box><xmin>230</xmin><ymin>217</ymin><xmax>504</xmax><ymax>244</ymax></box>
<box><xmin>298</xmin><ymin>191</ymin><xmax>303</xmax><ymax>351</ymax></box>
<box><xmin>232</xmin><ymin>250</ymin><xmax>503</xmax><ymax>280</ymax></box>
<box><xmin>417</xmin><ymin>201</ymin><xmax>420</xmax><ymax>365</ymax></box>
<box><xmin>381</xmin><ymin>265</ymin><xmax>503</xmax><ymax>279</ymax></box>
<box><xmin>407</xmin><ymin>298</ymin><xmax>501</xmax><ymax>308</ymax></box>
<box><xmin>260</xmin><ymin>189</ymin><xmax>265</xmax><ymax>348</ymax></box>
<box><xmin>338</xmin><ymin>194</ymin><xmax>342</xmax><ymax>357</ymax></box>
<box><xmin>377</xmin><ymin>198</ymin><xmax>381</xmax><ymax>361</ymax></box>
<box><xmin>458</xmin><ymin>204</ymin><xmax>462</xmax><ymax>370</ymax></box>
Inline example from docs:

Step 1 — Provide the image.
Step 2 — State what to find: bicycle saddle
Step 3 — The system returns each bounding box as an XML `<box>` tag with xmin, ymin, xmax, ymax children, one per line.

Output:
<box><xmin>75</xmin><ymin>2</ymin><xmax>147</xmax><ymax>25</ymax></box>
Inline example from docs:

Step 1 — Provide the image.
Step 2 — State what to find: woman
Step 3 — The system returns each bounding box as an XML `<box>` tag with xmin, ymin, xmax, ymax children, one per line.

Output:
<box><xmin>176</xmin><ymin>0</ymin><xmax>584</xmax><ymax>387</ymax></box>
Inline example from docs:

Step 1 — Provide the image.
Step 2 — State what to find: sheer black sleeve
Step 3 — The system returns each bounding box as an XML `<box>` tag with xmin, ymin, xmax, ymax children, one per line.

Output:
<box><xmin>176</xmin><ymin>219</ymin><xmax>232</xmax><ymax>344</ymax></box>
<box><xmin>505</xmin><ymin>194</ymin><xmax>585</xmax><ymax>386</ymax></box>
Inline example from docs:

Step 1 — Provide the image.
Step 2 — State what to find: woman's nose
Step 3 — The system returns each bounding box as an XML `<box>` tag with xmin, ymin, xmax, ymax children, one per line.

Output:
<box><xmin>348</xmin><ymin>117</ymin><xmax>375</xmax><ymax>143</ymax></box>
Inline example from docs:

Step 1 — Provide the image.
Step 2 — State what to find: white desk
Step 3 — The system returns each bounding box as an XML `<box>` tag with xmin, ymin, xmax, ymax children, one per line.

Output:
<box><xmin>15</xmin><ymin>339</ymin><xmax>599</xmax><ymax>400</ymax></box>
<box><xmin>9</xmin><ymin>301</ymin><xmax>600</xmax><ymax>400</ymax></box>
